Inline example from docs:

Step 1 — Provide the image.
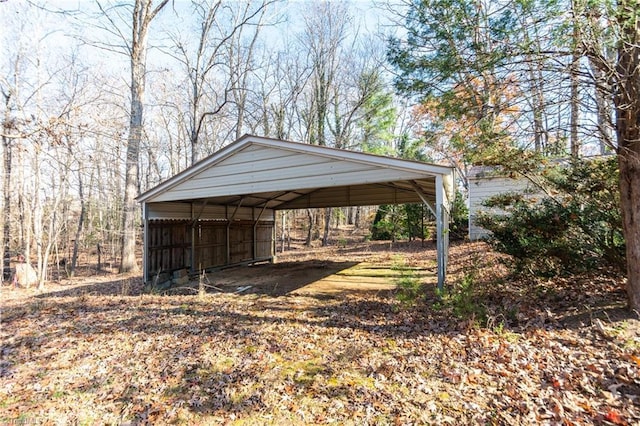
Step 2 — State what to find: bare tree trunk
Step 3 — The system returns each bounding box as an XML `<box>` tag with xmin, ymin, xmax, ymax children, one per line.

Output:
<box><xmin>190</xmin><ymin>85</ymin><xmax>200</xmax><ymax>165</ymax></box>
<box><xmin>280</xmin><ymin>211</ymin><xmax>286</xmax><ymax>253</ymax></box>
<box><xmin>32</xmin><ymin>152</ymin><xmax>44</xmax><ymax>289</ymax></box>
<box><xmin>588</xmin><ymin>58</ymin><xmax>614</xmax><ymax>153</ymax></box>
<box><xmin>523</xmin><ymin>33</ymin><xmax>548</xmax><ymax>153</ymax></box>
<box><xmin>120</xmin><ymin>0</ymin><xmax>169</xmax><ymax>273</ymax></box>
<box><xmin>618</xmin><ymin>151</ymin><xmax>640</xmax><ymax>311</ymax></box>
<box><xmin>305</xmin><ymin>208</ymin><xmax>313</xmax><ymax>246</ymax></box>
<box><xmin>121</xmin><ymin>73</ymin><xmax>143</xmax><ymax>273</ymax></box>
<box><xmin>97</xmin><ymin>243</ymin><xmax>102</xmax><ymax>272</ymax></box>
<box><xmin>322</xmin><ymin>207</ymin><xmax>331</xmax><ymax>246</ymax></box>
<box><xmin>70</xmin><ymin>175</ymin><xmax>85</xmax><ymax>277</ymax></box>
<box><xmin>121</xmin><ymin>97</ymin><xmax>142</xmax><ymax>273</ymax></box>
<box><xmin>38</xmin><ymin>206</ymin><xmax>58</xmax><ymax>290</ymax></box>
<box><xmin>570</xmin><ymin>46</ymin><xmax>580</xmax><ymax>157</ymax></box>
<box><xmin>1</xmin><ymin>93</ymin><xmax>12</xmax><ymax>281</ymax></box>
<box><xmin>20</xmin><ymin>146</ymin><xmax>31</xmax><ymax>271</ymax></box>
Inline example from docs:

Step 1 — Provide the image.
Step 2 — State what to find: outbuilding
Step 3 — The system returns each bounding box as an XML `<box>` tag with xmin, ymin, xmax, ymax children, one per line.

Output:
<box><xmin>467</xmin><ymin>166</ymin><xmax>537</xmax><ymax>240</ymax></box>
<box><xmin>137</xmin><ymin>135</ymin><xmax>455</xmax><ymax>289</ymax></box>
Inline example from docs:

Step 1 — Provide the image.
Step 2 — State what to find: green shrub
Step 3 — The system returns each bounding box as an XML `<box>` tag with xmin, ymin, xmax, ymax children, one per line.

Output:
<box><xmin>433</xmin><ymin>271</ymin><xmax>487</xmax><ymax>326</ymax></box>
<box><xmin>371</xmin><ymin>204</ymin><xmax>409</xmax><ymax>241</ymax></box>
<box><xmin>449</xmin><ymin>190</ymin><xmax>469</xmax><ymax>240</ymax></box>
<box><xmin>476</xmin><ymin>157</ymin><xmax>625</xmax><ymax>276</ymax></box>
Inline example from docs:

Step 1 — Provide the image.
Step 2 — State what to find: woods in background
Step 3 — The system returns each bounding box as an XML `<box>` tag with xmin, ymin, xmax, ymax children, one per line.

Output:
<box><xmin>1</xmin><ymin>0</ymin><xmax>637</xmax><ymax>310</ymax></box>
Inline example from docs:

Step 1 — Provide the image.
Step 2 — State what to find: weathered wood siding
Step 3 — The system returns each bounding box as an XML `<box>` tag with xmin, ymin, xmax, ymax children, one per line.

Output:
<box><xmin>147</xmin><ymin>219</ymin><xmax>274</xmax><ymax>278</ymax></box>
<box><xmin>229</xmin><ymin>222</ymin><xmax>252</xmax><ymax>264</ymax></box>
<box><xmin>194</xmin><ymin>222</ymin><xmax>227</xmax><ymax>270</ymax></box>
<box><xmin>147</xmin><ymin>221</ymin><xmax>192</xmax><ymax>276</ymax></box>
<box><xmin>468</xmin><ymin>168</ymin><xmax>533</xmax><ymax>240</ymax></box>
<box><xmin>255</xmin><ymin>222</ymin><xmax>273</xmax><ymax>259</ymax></box>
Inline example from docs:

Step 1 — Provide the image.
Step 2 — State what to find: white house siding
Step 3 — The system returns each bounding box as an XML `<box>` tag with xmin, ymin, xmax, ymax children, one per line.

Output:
<box><xmin>468</xmin><ymin>167</ymin><xmax>534</xmax><ymax>240</ymax></box>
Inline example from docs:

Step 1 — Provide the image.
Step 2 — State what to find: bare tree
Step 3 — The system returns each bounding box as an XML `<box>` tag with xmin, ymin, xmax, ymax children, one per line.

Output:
<box><xmin>118</xmin><ymin>0</ymin><xmax>169</xmax><ymax>273</ymax></box>
<box><xmin>1</xmin><ymin>86</ymin><xmax>15</xmax><ymax>281</ymax></box>
<box><xmin>297</xmin><ymin>2</ymin><xmax>352</xmax><ymax>246</ymax></box>
<box><xmin>66</xmin><ymin>0</ymin><xmax>171</xmax><ymax>273</ymax></box>
<box><xmin>0</xmin><ymin>1</ymin><xmax>66</xmax><ymax>284</ymax></box>
<box><xmin>163</xmin><ymin>0</ymin><xmax>275</xmax><ymax>164</ymax></box>
<box><xmin>227</xmin><ymin>3</ymin><xmax>271</xmax><ymax>140</ymax></box>
<box><xmin>0</xmin><ymin>3</ymin><xmax>31</xmax><ymax>281</ymax></box>
<box><xmin>249</xmin><ymin>44</ymin><xmax>312</xmax><ymax>140</ymax></box>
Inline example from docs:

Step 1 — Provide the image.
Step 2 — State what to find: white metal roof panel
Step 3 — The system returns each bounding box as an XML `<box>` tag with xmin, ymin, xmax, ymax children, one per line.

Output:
<box><xmin>138</xmin><ymin>135</ymin><xmax>454</xmax><ymax>209</ymax></box>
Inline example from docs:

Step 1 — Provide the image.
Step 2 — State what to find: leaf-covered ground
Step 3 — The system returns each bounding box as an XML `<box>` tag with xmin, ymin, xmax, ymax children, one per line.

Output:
<box><xmin>1</xmin><ymin>241</ymin><xmax>639</xmax><ymax>425</ymax></box>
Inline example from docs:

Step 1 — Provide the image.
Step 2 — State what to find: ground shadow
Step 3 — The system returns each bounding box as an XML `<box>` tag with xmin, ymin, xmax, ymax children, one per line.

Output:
<box><xmin>28</xmin><ymin>259</ymin><xmax>365</xmax><ymax>299</ymax></box>
<box><xmin>28</xmin><ymin>276</ymin><xmax>146</xmax><ymax>299</ymax></box>
<box><xmin>201</xmin><ymin>260</ymin><xmax>361</xmax><ymax>296</ymax></box>
<box><xmin>4</xmin><ymin>239</ymin><xmax>638</xmax><ymax>424</ymax></box>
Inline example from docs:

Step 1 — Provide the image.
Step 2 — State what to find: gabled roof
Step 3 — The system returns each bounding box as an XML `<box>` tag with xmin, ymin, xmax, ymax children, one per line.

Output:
<box><xmin>137</xmin><ymin>134</ymin><xmax>455</xmax><ymax>210</ymax></box>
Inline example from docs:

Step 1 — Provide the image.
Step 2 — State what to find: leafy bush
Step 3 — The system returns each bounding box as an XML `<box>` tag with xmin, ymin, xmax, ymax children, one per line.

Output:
<box><xmin>371</xmin><ymin>205</ymin><xmax>406</xmax><ymax>241</ymax></box>
<box><xmin>371</xmin><ymin>204</ymin><xmax>430</xmax><ymax>242</ymax></box>
<box><xmin>476</xmin><ymin>157</ymin><xmax>625</xmax><ymax>276</ymax></box>
<box><xmin>449</xmin><ymin>190</ymin><xmax>469</xmax><ymax>240</ymax></box>
<box><xmin>370</xmin><ymin>191</ymin><xmax>467</xmax><ymax>243</ymax></box>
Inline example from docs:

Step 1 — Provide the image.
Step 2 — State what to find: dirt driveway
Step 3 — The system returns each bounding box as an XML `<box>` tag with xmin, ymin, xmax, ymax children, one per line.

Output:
<box><xmin>196</xmin><ymin>240</ymin><xmax>437</xmax><ymax>297</ymax></box>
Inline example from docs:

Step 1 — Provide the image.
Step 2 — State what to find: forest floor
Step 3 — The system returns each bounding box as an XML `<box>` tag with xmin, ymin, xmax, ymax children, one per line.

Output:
<box><xmin>1</xmin><ymin>239</ymin><xmax>639</xmax><ymax>425</ymax></box>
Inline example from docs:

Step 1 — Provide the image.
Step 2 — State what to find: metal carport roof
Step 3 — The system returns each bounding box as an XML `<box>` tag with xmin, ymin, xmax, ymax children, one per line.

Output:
<box><xmin>137</xmin><ymin>134</ymin><xmax>455</xmax><ymax>288</ymax></box>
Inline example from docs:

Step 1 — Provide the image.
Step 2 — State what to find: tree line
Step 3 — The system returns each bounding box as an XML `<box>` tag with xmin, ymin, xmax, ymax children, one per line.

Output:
<box><xmin>1</xmin><ymin>1</ymin><xmax>400</xmax><ymax>287</ymax></box>
<box><xmin>1</xmin><ymin>0</ymin><xmax>638</xmax><ymax>311</ymax></box>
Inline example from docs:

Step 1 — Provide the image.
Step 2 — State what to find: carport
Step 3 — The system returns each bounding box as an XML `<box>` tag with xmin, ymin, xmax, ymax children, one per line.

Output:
<box><xmin>137</xmin><ymin>135</ymin><xmax>455</xmax><ymax>289</ymax></box>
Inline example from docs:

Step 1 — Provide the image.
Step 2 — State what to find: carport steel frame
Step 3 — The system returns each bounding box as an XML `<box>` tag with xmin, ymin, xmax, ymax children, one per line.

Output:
<box><xmin>137</xmin><ymin>135</ymin><xmax>454</xmax><ymax>290</ymax></box>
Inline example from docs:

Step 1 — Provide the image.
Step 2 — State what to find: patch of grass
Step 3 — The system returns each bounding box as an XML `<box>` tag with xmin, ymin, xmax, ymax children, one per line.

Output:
<box><xmin>383</xmin><ymin>337</ymin><xmax>398</xmax><ymax>352</ymax></box>
<box><xmin>392</xmin><ymin>255</ymin><xmax>425</xmax><ymax>305</ymax></box>
<box><xmin>52</xmin><ymin>389</ymin><xmax>67</xmax><ymax>398</ymax></box>
<box><xmin>226</xmin><ymin>382</ymin><xmax>263</xmax><ymax>406</ymax></box>
<box><xmin>623</xmin><ymin>339</ymin><xmax>640</xmax><ymax>350</ymax></box>
<box><xmin>0</xmin><ymin>394</ymin><xmax>22</xmax><ymax>409</ymax></box>
<box><xmin>210</xmin><ymin>356</ymin><xmax>235</xmax><ymax>373</ymax></box>
<box><xmin>609</xmin><ymin>320</ymin><xmax>640</xmax><ymax>350</ymax></box>
<box><xmin>277</xmin><ymin>358</ymin><xmax>329</xmax><ymax>386</ymax></box>
<box><xmin>322</xmin><ymin>370</ymin><xmax>377</xmax><ymax>394</ymax></box>
<box><xmin>491</xmin><ymin>322</ymin><xmax>521</xmax><ymax>342</ymax></box>
<box><xmin>339</xmin><ymin>372</ymin><xmax>376</xmax><ymax>390</ymax></box>
<box><xmin>243</xmin><ymin>345</ymin><xmax>258</xmax><ymax>354</ymax></box>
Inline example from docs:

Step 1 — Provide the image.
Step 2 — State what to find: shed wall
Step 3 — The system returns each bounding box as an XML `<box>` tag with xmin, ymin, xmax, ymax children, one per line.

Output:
<box><xmin>147</xmin><ymin>219</ymin><xmax>274</xmax><ymax>279</ymax></box>
<box><xmin>147</xmin><ymin>221</ymin><xmax>192</xmax><ymax>276</ymax></box>
<box><xmin>468</xmin><ymin>174</ymin><xmax>533</xmax><ymax>240</ymax></box>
